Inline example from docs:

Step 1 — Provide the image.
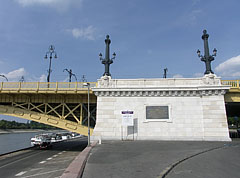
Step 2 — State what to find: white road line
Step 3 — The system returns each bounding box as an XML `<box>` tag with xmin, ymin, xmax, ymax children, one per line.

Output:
<box><xmin>53</xmin><ymin>155</ymin><xmax>58</xmax><ymax>157</ymax></box>
<box><xmin>47</xmin><ymin>157</ymin><xmax>52</xmax><ymax>160</ymax></box>
<box><xmin>39</xmin><ymin>161</ymin><xmax>46</xmax><ymax>164</ymax></box>
<box><xmin>15</xmin><ymin>171</ymin><xmax>27</xmax><ymax>176</ymax></box>
<box><xmin>58</xmin><ymin>152</ymin><xmax>62</xmax><ymax>155</ymax></box>
<box><xmin>20</xmin><ymin>168</ymin><xmax>65</xmax><ymax>178</ymax></box>
<box><xmin>45</xmin><ymin>159</ymin><xmax>73</xmax><ymax>164</ymax></box>
<box><xmin>0</xmin><ymin>151</ymin><xmax>43</xmax><ymax>169</ymax></box>
<box><xmin>29</xmin><ymin>168</ymin><xmax>44</xmax><ymax>171</ymax></box>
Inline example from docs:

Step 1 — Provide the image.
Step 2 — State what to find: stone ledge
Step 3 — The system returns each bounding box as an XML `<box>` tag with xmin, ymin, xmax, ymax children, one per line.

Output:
<box><xmin>93</xmin><ymin>88</ymin><xmax>228</xmax><ymax>97</ymax></box>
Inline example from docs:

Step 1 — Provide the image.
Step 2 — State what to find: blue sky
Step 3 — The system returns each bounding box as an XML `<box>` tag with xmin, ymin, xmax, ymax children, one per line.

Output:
<box><xmin>0</xmin><ymin>0</ymin><xmax>240</xmax><ymax>82</ymax></box>
<box><xmin>0</xmin><ymin>0</ymin><xmax>240</xmax><ymax>122</ymax></box>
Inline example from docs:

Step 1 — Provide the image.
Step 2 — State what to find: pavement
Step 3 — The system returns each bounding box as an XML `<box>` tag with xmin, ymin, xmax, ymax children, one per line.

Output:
<box><xmin>82</xmin><ymin>139</ymin><xmax>240</xmax><ymax>178</ymax></box>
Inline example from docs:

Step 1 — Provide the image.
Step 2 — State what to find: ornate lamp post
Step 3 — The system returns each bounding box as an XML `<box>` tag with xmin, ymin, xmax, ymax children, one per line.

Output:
<box><xmin>197</xmin><ymin>30</ymin><xmax>217</xmax><ymax>75</ymax></box>
<box><xmin>44</xmin><ymin>45</ymin><xmax>57</xmax><ymax>82</ymax></box>
<box><xmin>63</xmin><ymin>69</ymin><xmax>77</xmax><ymax>82</ymax></box>
<box><xmin>99</xmin><ymin>35</ymin><xmax>116</xmax><ymax>76</ymax></box>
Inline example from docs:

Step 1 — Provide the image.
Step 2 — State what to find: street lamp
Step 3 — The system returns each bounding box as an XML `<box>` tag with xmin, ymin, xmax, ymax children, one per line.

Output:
<box><xmin>44</xmin><ymin>45</ymin><xmax>57</xmax><ymax>82</ymax></box>
<box><xmin>83</xmin><ymin>82</ymin><xmax>90</xmax><ymax>146</ymax></box>
<box><xmin>99</xmin><ymin>35</ymin><xmax>116</xmax><ymax>76</ymax></box>
<box><xmin>197</xmin><ymin>30</ymin><xmax>217</xmax><ymax>75</ymax></box>
<box><xmin>63</xmin><ymin>69</ymin><xmax>77</xmax><ymax>82</ymax></box>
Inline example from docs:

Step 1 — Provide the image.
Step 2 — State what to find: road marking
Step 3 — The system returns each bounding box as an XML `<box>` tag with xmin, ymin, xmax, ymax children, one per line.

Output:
<box><xmin>0</xmin><ymin>151</ymin><xmax>43</xmax><ymax>169</ymax></box>
<box><xmin>58</xmin><ymin>152</ymin><xmax>62</xmax><ymax>155</ymax></box>
<box><xmin>29</xmin><ymin>168</ymin><xmax>43</xmax><ymax>171</ymax></box>
<box><xmin>21</xmin><ymin>168</ymin><xmax>65</xmax><ymax>178</ymax></box>
<box><xmin>39</xmin><ymin>161</ymin><xmax>46</xmax><ymax>164</ymax></box>
<box><xmin>53</xmin><ymin>155</ymin><xmax>58</xmax><ymax>157</ymax></box>
<box><xmin>47</xmin><ymin>157</ymin><xmax>52</xmax><ymax>160</ymax></box>
<box><xmin>15</xmin><ymin>171</ymin><xmax>27</xmax><ymax>176</ymax></box>
<box><xmin>45</xmin><ymin>159</ymin><xmax>73</xmax><ymax>164</ymax></box>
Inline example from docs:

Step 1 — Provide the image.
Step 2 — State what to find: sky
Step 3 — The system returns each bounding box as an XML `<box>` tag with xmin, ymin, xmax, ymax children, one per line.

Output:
<box><xmin>0</xmin><ymin>0</ymin><xmax>240</xmax><ymax>122</ymax></box>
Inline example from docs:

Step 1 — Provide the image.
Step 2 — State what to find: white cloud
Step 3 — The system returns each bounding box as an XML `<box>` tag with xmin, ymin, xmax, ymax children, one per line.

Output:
<box><xmin>172</xmin><ymin>74</ymin><xmax>183</xmax><ymax>78</ymax></box>
<box><xmin>1</xmin><ymin>68</ymin><xmax>26</xmax><ymax>81</ymax></box>
<box><xmin>39</xmin><ymin>74</ymin><xmax>47</xmax><ymax>82</ymax></box>
<box><xmin>16</xmin><ymin>0</ymin><xmax>83</xmax><ymax>11</ymax></box>
<box><xmin>69</xmin><ymin>26</ymin><xmax>96</xmax><ymax>40</ymax></box>
<box><xmin>0</xmin><ymin>69</ymin><xmax>52</xmax><ymax>82</ymax></box>
<box><xmin>215</xmin><ymin>55</ymin><xmax>240</xmax><ymax>77</ymax></box>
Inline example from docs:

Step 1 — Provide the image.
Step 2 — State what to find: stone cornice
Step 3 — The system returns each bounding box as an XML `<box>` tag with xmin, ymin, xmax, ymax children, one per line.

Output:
<box><xmin>92</xmin><ymin>87</ymin><xmax>228</xmax><ymax>97</ymax></box>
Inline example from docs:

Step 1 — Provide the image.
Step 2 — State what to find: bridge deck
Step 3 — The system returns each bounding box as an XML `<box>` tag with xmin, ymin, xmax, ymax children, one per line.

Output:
<box><xmin>0</xmin><ymin>82</ymin><xmax>97</xmax><ymax>136</ymax></box>
<box><xmin>0</xmin><ymin>82</ymin><xmax>97</xmax><ymax>94</ymax></box>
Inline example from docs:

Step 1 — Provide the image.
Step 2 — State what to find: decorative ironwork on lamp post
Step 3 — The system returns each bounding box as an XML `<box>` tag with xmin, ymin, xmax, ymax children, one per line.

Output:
<box><xmin>63</xmin><ymin>69</ymin><xmax>77</xmax><ymax>82</ymax></box>
<box><xmin>44</xmin><ymin>45</ymin><xmax>57</xmax><ymax>82</ymax></box>
<box><xmin>197</xmin><ymin>30</ymin><xmax>217</xmax><ymax>75</ymax></box>
<box><xmin>99</xmin><ymin>35</ymin><xmax>116</xmax><ymax>76</ymax></box>
<box><xmin>0</xmin><ymin>75</ymin><xmax>8</xmax><ymax>81</ymax></box>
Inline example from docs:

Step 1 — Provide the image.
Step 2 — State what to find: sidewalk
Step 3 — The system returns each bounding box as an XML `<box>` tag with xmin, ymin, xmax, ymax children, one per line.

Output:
<box><xmin>82</xmin><ymin>140</ymin><xmax>240</xmax><ymax>178</ymax></box>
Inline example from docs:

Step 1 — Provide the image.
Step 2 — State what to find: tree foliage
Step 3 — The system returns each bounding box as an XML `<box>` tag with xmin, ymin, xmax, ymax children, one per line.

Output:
<box><xmin>0</xmin><ymin>120</ymin><xmax>57</xmax><ymax>129</ymax></box>
<box><xmin>228</xmin><ymin>116</ymin><xmax>239</xmax><ymax>128</ymax></box>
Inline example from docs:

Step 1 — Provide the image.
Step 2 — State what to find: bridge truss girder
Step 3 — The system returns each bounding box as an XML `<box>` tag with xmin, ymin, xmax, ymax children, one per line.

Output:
<box><xmin>0</xmin><ymin>93</ymin><xmax>97</xmax><ymax>136</ymax></box>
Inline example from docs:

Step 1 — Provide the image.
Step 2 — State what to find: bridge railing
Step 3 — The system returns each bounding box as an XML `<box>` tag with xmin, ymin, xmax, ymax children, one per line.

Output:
<box><xmin>0</xmin><ymin>82</ymin><xmax>97</xmax><ymax>91</ymax></box>
<box><xmin>221</xmin><ymin>80</ymin><xmax>240</xmax><ymax>88</ymax></box>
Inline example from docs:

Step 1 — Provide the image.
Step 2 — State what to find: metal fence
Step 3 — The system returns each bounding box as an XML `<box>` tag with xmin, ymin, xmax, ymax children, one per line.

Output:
<box><xmin>0</xmin><ymin>82</ymin><xmax>97</xmax><ymax>91</ymax></box>
<box><xmin>221</xmin><ymin>80</ymin><xmax>240</xmax><ymax>88</ymax></box>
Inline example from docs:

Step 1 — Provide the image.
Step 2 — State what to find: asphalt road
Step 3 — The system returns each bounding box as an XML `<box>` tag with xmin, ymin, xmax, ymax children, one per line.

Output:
<box><xmin>82</xmin><ymin>140</ymin><xmax>240</xmax><ymax>178</ymax></box>
<box><xmin>167</xmin><ymin>142</ymin><xmax>240</xmax><ymax>178</ymax></box>
<box><xmin>0</xmin><ymin>137</ymin><xmax>87</xmax><ymax>178</ymax></box>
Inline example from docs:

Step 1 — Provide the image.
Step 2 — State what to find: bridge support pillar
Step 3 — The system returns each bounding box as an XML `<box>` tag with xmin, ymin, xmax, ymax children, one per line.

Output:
<box><xmin>92</xmin><ymin>74</ymin><xmax>231</xmax><ymax>141</ymax></box>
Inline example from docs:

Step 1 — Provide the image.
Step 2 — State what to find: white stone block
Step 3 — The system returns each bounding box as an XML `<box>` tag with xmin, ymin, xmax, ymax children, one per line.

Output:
<box><xmin>92</xmin><ymin>77</ymin><xmax>230</xmax><ymax>141</ymax></box>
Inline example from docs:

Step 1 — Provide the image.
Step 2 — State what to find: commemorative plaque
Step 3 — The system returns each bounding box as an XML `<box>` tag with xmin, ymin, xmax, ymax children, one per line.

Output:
<box><xmin>146</xmin><ymin>106</ymin><xmax>169</xmax><ymax>120</ymax></box>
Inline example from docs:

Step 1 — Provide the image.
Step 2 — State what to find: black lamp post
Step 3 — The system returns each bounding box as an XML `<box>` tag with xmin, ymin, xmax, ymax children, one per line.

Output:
<box><xmin>197</xmin><ymin>30</ymin><xmax>217</xmax><ymax>75</ymax></box>
<box><xmin>44</xmin><ymin>45</ymin><xmax>57</xmax><ymax>82</ymax></box>
<box><xmin>0</xmin><ymin>75</ymin><xmax>8</xmax><ymax>81</ymax></box>
<box><xmin>63</xmin><ymin>69</ymin><xmax>77</xmax><ymax>82</ymax></box>
<box><xmin>99</xmin><ymin>35</ymin><xmax>116</xmax><ymax>76</ymax></box>
<box><xmin>163</xmin><ymin>68</ymin><xmax>168</xmax><ymax>78</ymax></box>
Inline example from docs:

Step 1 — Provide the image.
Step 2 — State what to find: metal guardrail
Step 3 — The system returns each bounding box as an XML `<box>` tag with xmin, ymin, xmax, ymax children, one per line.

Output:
<box><xmin>221</xmin><ymin>80</ymin><xmax>240</xmax><ymax>88</ymax></box>
<box><xmin>0</xmin><ymin>82</ymin><xmax>97</xmax><ymax>91</ymax></box>
<box><xmin>0</xmin><ymin>80</ymin><xmax>238</xmax><ymax>91</ymax></box>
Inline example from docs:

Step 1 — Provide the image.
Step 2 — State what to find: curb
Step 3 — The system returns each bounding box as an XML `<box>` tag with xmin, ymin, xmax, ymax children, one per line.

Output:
<box><xmin>158</xmin><ymin>145</ymin><xmax>227</xmax><ymax>178</ymax></box>
<box><xmin>0</xmin><ymin>146</ymin><xmax>35</xmax><ymax>157</ymax></box>
<box><xmin>60</xmin><ymin>141</ymin><xmax>98</xmax><ymax>178</ymax></box>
